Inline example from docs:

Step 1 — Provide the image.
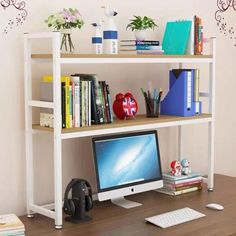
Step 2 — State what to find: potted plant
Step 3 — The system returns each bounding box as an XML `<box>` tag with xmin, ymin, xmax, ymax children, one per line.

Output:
<box><xmin>45</xmin><ymin>8</ymin><xmax>84</xmax><ymax>53</ymax></box>
<box><xmin>126</xmin><ymin>16</ymin><xmax>157</xmax><ymax>40</ymax></box>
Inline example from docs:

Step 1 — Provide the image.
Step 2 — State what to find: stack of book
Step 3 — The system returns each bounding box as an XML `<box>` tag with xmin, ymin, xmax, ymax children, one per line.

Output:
<box><xmin>40</xmin><ymin>74</ymin><xmax>113</xmax><ymax>129</ymax></box>
<box><xmin>120</xmin><ymin>40</ymin><xmax>163</xmax><ymax>54</ymax></box>
<box><xmin>0</xmin><ymin>214</ymin><xmax>25</xmax><ymax>236</ymax></box>
<box><xmin>157</xmin><ymin>172</ymin><xmax>203</xmax><ymax>196</ymax></box>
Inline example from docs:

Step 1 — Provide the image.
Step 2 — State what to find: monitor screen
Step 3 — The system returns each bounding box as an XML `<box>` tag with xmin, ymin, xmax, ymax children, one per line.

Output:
<box><xmin>92</xmin><ymin>131</ymin><xmax>162</xmax><ymax>193</ymax></box>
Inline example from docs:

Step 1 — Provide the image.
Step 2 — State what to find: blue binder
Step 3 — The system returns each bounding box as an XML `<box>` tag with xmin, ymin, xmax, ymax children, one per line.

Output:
<box><xmin>161</xmin><ymin>69</ymin><xmax>202</xmax><ymax>116</ymax></box>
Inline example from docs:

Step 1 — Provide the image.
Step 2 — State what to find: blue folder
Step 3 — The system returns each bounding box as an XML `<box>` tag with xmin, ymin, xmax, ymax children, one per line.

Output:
<box><xmin>161</xmin><ymin>69</ymin><xmax>202</xmax><ymax>116</ymax></box>
<box><xmin>162</xmin><ymin>20</ymin><xmax>192</xmax><ymax>55</ymax></box>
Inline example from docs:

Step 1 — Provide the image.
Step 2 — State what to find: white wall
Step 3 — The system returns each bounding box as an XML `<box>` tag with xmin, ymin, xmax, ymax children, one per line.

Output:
<box><xmin>0</xmin><ymin>0</ymin><xmax>236</xmax><ymax>216</ymax></box>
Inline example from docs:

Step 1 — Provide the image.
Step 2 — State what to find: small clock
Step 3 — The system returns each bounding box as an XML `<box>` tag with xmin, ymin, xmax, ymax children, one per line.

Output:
<box><xmin>113</xmin><ymin>92</ymin><xmax>138</xmax><ymax>120</ymax></box>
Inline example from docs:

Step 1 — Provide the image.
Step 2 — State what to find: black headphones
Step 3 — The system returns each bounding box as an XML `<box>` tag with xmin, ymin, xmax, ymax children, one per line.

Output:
<box><xmin>63</xmin><ymin>178</ymin><xmax>93</xmax><ymax>216</ymax></box>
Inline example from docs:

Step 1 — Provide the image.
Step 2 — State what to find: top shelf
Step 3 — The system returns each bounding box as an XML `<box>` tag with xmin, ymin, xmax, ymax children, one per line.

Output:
<box><xmin>31</xmin><ymin>53</ymin><xmax>214</xmax><ymax>64</ymax></box>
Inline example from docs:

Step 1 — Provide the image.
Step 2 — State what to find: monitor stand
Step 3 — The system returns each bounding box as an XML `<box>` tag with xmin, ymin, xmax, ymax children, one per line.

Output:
<box><xmin>111</xmin><ymin>197</ymin><xmax>142</xmax><ymax>209</ymax></box>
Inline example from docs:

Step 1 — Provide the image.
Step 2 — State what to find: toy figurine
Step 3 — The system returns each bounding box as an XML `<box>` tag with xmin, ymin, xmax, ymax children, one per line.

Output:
<box><xmin>181</xmin><ymin>158</ymin><xmax>191</xmax><ymax>175</ymax></box>
<box><xmin>113</xmin><ymin>92</ymin><xmax>138</xmax><ymax>120</ymax></box>
<box><xmin>170</xmin><ymin>160</ymin><xmax>182</xmax><ymax>176</ymax></box>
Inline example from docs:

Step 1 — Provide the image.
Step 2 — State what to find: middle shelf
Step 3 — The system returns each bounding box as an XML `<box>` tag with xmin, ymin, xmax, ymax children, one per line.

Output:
<box><xmin>33</xmin><ymin>114</ymin><xmax>212</xmax><ymax>139</ymax></box>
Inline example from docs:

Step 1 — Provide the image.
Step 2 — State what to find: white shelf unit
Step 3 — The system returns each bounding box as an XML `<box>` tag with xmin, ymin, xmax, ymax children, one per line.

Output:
<box><xmin>24</xmin><ymin>32</ymin><xmax>216</xmax><ymax>228</ymax></box>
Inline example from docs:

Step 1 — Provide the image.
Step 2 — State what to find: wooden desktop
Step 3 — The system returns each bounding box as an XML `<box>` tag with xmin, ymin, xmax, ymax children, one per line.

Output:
<box><xmin>21</xmin><ymin>174</ymin><xmax>236</xmax><ymax>236</ymax></box>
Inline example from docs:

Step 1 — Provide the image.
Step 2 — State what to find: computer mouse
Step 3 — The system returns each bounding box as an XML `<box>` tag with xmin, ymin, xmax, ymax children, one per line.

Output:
<box><xmin>206</xmin><ymin>203</ymin><xmax>224</xmax><ymax>211</ymax></box>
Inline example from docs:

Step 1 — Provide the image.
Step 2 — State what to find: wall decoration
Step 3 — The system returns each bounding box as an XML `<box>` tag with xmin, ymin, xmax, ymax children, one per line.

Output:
<box><xmin>215</xmin><ymin>0</ymin><xmax>236</xmax><ymax>46</ymax></box>
<box><xmin>0</xmin><ymin>0</ymin><xmax>27</xmax><ymax>34</ymax></box>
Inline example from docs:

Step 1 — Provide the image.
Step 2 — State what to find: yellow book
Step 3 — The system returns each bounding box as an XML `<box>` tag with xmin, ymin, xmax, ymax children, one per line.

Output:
<box><xmin>42</xmin><ymin>75</ymin><xmax>70</xmax><ymax>128</ymax></box>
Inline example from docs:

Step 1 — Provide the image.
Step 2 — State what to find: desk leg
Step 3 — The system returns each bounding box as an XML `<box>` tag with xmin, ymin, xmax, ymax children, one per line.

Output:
<box><xmin>208</xmin><ymin>121</ymin><xmax>214</xmax><ymax>191</ymax></box>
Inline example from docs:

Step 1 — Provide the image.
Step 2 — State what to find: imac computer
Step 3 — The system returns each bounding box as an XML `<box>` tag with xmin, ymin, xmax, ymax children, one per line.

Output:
<box><xmin>92</xmin><ymin>130</ymin><xmax>163</xmax><ymax>209</ymax></box>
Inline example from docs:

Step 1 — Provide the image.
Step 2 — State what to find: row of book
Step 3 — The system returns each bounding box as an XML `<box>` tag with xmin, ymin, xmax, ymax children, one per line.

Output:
<box><xmin>157</xmin><ymin>172</ymin><xmax>203</xmax><ymax>196</ymax></box>
<box><xmin>40</xmin><ymin>74</ymin><xmax>113</xmax><ymax>129</ymax></box>
<box><xmin>0</xmin><ymin>214</ymin><xmax>25</xmax><ymax>235</ymax></box>
<box><xmin>119</xmin><ymin>40</ymin><xmax>164</xmax><ymax>54</ymax></box>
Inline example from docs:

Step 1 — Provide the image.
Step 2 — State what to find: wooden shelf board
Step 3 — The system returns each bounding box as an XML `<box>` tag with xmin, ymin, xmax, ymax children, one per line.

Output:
<box><xmin>31</xmin><ymin>53</ymin><xmax>213</xmax><ymax>59</ymax></box>
<box><xmin>32</xmin><ymin>114</ymin><xmax>212</xmax><ymax>134</ymax></box>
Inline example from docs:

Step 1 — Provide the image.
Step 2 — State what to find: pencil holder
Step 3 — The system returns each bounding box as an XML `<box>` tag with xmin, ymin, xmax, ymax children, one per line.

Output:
<box><xmin>145</xmin><ymin>98</ymin><xmax>160</xmax><ymax>118</ymax></box>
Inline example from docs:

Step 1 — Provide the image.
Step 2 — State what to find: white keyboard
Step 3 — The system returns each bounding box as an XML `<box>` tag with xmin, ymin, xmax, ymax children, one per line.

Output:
<box><xmin>145</xmin><ymin>207</ymin><xmax>205</xmax><ymax>228</ymax></box>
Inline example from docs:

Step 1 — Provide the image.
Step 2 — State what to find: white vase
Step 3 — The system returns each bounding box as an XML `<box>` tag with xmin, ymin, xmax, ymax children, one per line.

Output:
<box><xmin>134</xmin><ymin>30</ymin><xmax>147</xmax><ymax>41</ymax></box>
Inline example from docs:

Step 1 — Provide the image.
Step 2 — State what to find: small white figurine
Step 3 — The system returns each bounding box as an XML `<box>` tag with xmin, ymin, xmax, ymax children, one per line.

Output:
<box><xmin>181</xmin><ymin>158</ymin><xmax>191</xmax><ymax>175</ymax></box>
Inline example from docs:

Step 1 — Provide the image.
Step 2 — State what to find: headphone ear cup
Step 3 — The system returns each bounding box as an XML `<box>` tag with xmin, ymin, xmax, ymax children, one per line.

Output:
<box><xmin>64</xmin><ymin>199</ymin><xmax>75</xmax><ymax>215</ymax></box>
<box><xmin>85</xmin><ymin>195</ymin><xmax>93</xmax><ymax>211</ymax></box>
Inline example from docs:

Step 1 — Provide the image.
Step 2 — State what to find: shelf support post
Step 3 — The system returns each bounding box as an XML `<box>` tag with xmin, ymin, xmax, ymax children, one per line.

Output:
<box><xmin>177</xmin><ymin>63</ymin><xmax>183</xmax><ymax>162</ymax></box>
<box><xmin>52</xmin><ymin>32</ymin><xmax>63</xmax><ymax>228</ymax></box>
<box><xmin>208</xmin><ymin>37</ymin><xmax>216</xmax><ymax>191</ymax></box>
<box><xmin>24</xmin><ymin>34</ymin><xmax>34</xmax><ymax>217</ymax></box>
<box><xmin>178</xmin><ymin>126</ymin><xmax>183</xmax><ymax>161</ymax></box>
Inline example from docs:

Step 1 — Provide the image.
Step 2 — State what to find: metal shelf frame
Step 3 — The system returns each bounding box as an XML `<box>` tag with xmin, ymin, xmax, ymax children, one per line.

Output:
<box><xmin>24</xmin><ymin>32</ymin><xmax>216</xmax><ymax>228</ymax></box>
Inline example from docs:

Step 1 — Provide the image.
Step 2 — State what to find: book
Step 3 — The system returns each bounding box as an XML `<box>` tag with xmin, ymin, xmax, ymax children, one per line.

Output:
<box><xmin>163</xmin><ymin>182</ymin><xmax>202</xmax><ymax>191</ymax></box>
<box><xmin>163</xmin><ymin>178</ymin><xmax>203</xmax><ymax>187</ymax></box>
<box><xmin>0</xmin><ymin>214</ymin><xmax>25</xmax><ymax>233</ymax></box>
<box><xmin>162</xmin><ymin>172</ymin><xmax>201</xmax><ymax>181</ymax></box>
<box><xmin>137</xmin><ymin>49</ymin><xmax>164</xmax><ymax>55</ymax></box>
<box><xmin>157</xmin><ymin>185</ymin><xmax>202</xmax><ymax>196</ymax></box>
<box><xmin>70</xmin><ymin>76</ymin><xmax>80</xmax><ymax>128</ymax></box>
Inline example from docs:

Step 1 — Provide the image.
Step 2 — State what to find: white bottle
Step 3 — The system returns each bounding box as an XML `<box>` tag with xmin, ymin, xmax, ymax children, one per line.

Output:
<box><xmin>91</xmin><ymin>22</ymin><xmax>103</xmax><ymax>54</ymax></box>
<box><xmin>102</xmin><ymin>6</ymin><xmax>118</xmax><ymax>54</ymax></box>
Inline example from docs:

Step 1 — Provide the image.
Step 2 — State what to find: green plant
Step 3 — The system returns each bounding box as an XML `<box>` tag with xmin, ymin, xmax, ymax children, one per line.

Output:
<box><xmin>126</xmin><ymin>16</ymin><xmax>157</xmax><ymax>31</ymax></box>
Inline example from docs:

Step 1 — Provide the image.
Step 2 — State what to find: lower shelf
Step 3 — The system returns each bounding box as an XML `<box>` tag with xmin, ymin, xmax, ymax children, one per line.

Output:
<box><xmin>32</xmin><ymin>114</ymin><xmax>212</xmax><ymax>139</ymax></box>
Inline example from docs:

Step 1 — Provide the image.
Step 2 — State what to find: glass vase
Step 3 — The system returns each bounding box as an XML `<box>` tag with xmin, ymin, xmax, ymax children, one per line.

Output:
<box><xmin>61</xmin><ymin>29</ymin><xmax>74</xmax><ymax>53</ymax></box>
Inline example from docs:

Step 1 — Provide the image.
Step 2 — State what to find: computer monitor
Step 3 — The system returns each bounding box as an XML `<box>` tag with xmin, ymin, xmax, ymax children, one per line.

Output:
<box><xmin>92</xmin><ymin>130</ymin><xmax>163</xmax><ymax>209</ymax></box>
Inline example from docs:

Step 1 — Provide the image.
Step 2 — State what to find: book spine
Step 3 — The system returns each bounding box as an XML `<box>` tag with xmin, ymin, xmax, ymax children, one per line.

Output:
<box><xmin>136</xmin><ymin>45</ymin><xmax>161</xmax><ymax>50</ymax></box>
<box><xmin>101</xmin><ymin>81</ymin><xmax>110</xmax><ymax>123</ymax></box>
<box><xmin>136</xmin><ymin>40</ymin><xmax>160</xmax><ymax>45</ymax></box>
<box><xmin>173</xmin><ymin>186</ymin><xmax>202</xmax><ymax>196</ymax></box>
<box><xmin>69</xmin><ymin>85</ymin><xmax>73</xmax><ymax>128</ymax></box>
<box><xmin>164</xmin><ymin>182</ymin><xmax>202</xmax><ymax>191</ymax></box>
<box><xmin>61</xmin><ymin>82</ymin><xmax>66</xmax><ymax>128</ymax></box>
<box><xmin>88</xmin><ymin>81</ymin><xmax>91</xmax><ymax>126</ymax></box>
<box><xmin>98</xmin><ymin>81</ymin><xmax>106</xmax><ymax>123</ymax></box>
<box><xmin>106</xmin><ymin>83</ymin><xmax>114</xmax><ymax>123</ymax></box>
<box><xmin>81</xmin><ymin>81</ymin><xmax>86</xmax><ymax>127</ymax></box>
<box><xmin>65</xmin><ymin>80</ymin><xmax>70</xmax><ymax>128</ymax></box>
<box><xmin>74</xmin><ymin>83</ymin><xmax>80</xmax><ymax>127</ymax></box>
<box><xmin>85</xmin><ymin>81</ymin><xmax>89</xmax><ymax>126</ymax></box>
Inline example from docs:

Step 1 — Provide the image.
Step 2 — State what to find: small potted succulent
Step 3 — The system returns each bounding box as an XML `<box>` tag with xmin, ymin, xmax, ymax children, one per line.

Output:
<box><xmin>126</xmin><ymin>16</ymin><xmax>157</xmax><ymax>40</ymax></box>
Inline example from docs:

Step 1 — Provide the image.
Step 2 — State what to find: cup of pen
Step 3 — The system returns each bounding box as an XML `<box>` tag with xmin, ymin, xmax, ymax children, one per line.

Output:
<box><xmin>141</xmin><ymin>88</ymin><xmax>162</xmax><ymax>118</ymax></box>
<box><xmin>145</xmin><ymin>97</ymin><xmax>160</xmax><ymax>118</ymax></box>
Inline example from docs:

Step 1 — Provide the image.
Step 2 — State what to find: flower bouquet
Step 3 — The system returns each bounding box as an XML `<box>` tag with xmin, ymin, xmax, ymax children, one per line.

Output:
<box><xmin>45</xmin><ymin>8</ymin><xmax>84</xmax><ymax>53</ymax></box>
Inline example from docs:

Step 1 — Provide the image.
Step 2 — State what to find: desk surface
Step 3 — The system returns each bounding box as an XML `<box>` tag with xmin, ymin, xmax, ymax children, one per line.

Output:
<box><xmin>21</xmin><ymin>174</ymin><xmax>236</xmax><ymax>236</ymax></box>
